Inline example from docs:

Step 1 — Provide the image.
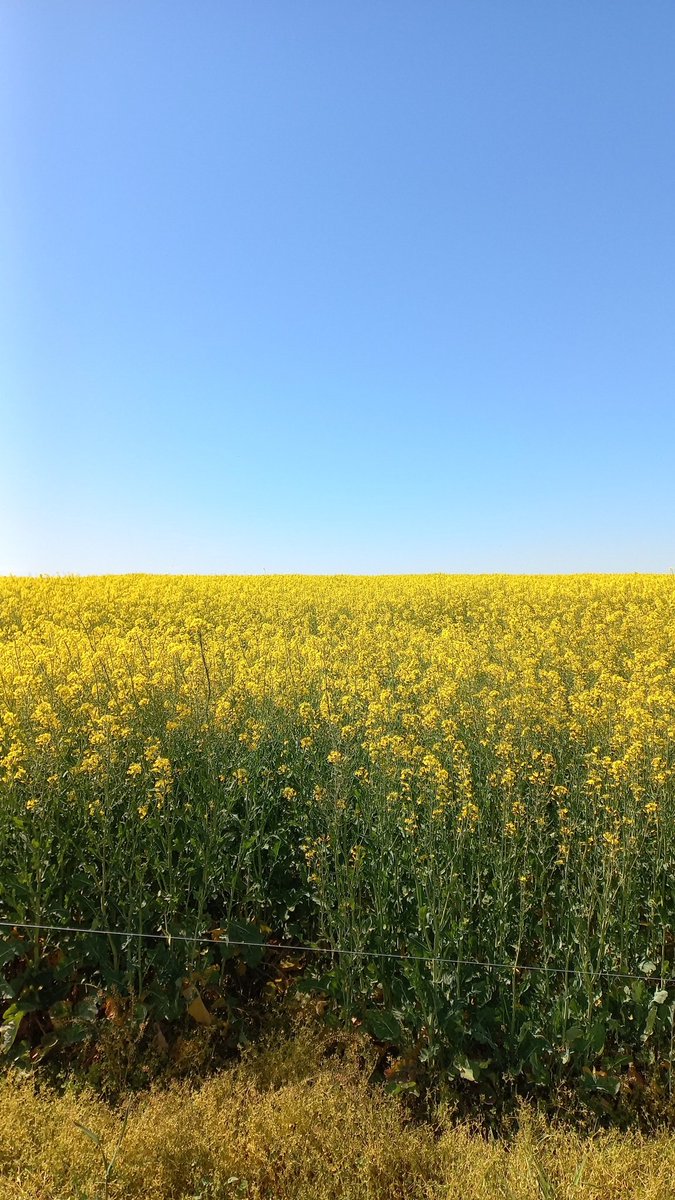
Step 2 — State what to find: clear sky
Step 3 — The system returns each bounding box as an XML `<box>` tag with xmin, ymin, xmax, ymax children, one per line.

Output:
<box><xmin>2</xmin><ymin>2</ymin><xmax>674</xmax><ymax>574</ymax></box>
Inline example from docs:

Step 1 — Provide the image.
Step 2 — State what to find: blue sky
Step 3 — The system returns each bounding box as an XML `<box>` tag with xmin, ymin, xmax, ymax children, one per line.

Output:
<box><xmin>2</xmin><ymin>2</ymin><xmax>674</xmax><ymax>574</ymax></box>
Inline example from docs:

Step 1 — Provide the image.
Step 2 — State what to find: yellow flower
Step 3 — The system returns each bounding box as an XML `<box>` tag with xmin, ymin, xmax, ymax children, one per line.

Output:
<box><xmin>458</xmin><ymin>801</ymin><xmax>479</xmax><ymax>825</ymax></box>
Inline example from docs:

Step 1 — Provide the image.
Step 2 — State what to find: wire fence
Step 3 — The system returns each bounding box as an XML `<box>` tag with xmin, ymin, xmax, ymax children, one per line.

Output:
<box><xmin>0</xmin><ymin>918</ymin><xmax>671</xmax><ymax>984</ymax></box>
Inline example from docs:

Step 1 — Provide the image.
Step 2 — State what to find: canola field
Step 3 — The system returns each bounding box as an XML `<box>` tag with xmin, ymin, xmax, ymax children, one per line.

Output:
<box><xmin>1</xmin><ymin>574</ymin><xmax>675</xmax><ymax>1101</ymax></box>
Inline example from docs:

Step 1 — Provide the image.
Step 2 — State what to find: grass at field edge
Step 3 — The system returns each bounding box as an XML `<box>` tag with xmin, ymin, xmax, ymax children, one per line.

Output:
<box><xmin>3</xmin><ymin>1026</ymin><xmax>675</xmax><ymax>1200</ymax></box>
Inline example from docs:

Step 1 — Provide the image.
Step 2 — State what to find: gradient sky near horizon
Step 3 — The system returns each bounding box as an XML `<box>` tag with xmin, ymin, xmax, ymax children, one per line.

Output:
<box><xmin>2</xmin><ymin>2</ymin><xmax>675</xmax><ymax>574</ymax></box>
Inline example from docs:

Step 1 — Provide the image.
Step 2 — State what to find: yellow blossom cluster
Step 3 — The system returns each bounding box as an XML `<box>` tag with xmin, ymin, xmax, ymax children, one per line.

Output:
<box><xmin>0</xmin><ymin>574</ymin><xmax>673</xmax><ymax>868</ymax></box>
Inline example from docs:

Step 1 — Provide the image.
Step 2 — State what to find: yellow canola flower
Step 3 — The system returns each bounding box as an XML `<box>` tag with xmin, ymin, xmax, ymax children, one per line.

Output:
<box><xmin>1</xmin><ymin>571</ymin><xmax>674</xmax><ymax>853</ymax></box>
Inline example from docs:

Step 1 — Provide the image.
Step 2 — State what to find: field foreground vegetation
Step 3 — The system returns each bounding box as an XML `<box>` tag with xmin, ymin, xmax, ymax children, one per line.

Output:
<box><xmin>1</xmin><ymin>574</ymin><xmax>675</xmax><ymax>1118</ymax></box>
<box><xmin>4</xmin><ymin>1028</ymin><xmax>675</xmax><ymax>1200</ymax></box>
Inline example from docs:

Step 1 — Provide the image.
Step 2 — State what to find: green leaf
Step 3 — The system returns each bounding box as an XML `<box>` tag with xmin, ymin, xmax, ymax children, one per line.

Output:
<box><xmin>58</xmin><ymin>1022</ymin><xmax>93</xmax><ymax>1046</ymax></box>
<box><xmin>386</xmin><ymin>1078</ymin><xmax>419</xmax><ymax>1097</ymax></box>
<box><xmin>227</xmin><ymin>920</ymin><xmax>265</xmax><ymax>967</ymax></box>
<box><xmin>73</xmin><ymin>1121</ymin><xmax>102</xmax><ymax>1149</ymax></box>
<box><xmin>365</xmin><ymin>1009</ymin><xmax>402</xmax><ymax>1043</ymax></box>
<box><xmin>563</xmin><ymin>1024</ymin><xmax>586</xmax><ymax>1049</ymax></box>
<box><xmin>295</xmin><ymin>975</ymin><xmax>331</xmax><ymax>994</ymax></box>
<box><xmin>1</xmin><ymin>1016</ymin><xmax>22</xmax><ymax>1054</ymax></box>
<box><xmin>0</xmin><ymin>940</ymin><xmax>21</xmax><ymax>968</ymax></box>
<box><xmin>3</xmin><ymin>997</ymin><xmax>40</xmax><ymax>1018</ymax></box>
<box><xmin>642</xmin><ymin>1005</ymin><xmax>659</xmax><ymax>1041</ymax></box>
<box><xmin>587</xmin><ymin>1022</ymin><xmax>606</xmax><ymax>1055</ymax></box>
<box><xmin>589</xmin><ymin>1072</ymin><xmax>620</xmax><ymax>1096</ymax></box>
<box><xmin>455</xmin><ymin>1057</ymin><xmax>489</xmax><ymax>1083</ymax></box>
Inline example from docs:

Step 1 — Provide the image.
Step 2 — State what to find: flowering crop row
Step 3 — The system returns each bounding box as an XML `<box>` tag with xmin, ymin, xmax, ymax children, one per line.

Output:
<box><xmin>1</xmin><ymin>574</ymin><xmax>674</xmax><ymax>1102</ymax></box>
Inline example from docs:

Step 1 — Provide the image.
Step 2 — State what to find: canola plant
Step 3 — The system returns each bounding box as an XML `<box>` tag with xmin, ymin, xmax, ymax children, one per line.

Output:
<box><xmin>1</xmin><ymin>574</ymin><xmax>674</xmax><ymax>1096</ymax></box>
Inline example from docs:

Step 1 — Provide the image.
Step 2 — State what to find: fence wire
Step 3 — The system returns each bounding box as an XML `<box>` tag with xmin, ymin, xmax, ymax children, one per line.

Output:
<box><xmin>0</xmin><ymin>918</ymin><xmax>670</xmax><ymax>984</ymax></box>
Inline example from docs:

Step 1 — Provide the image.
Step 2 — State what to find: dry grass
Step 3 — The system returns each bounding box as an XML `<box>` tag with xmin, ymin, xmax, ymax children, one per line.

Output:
<box><xmin>2</xmin><ymin>1031</ymin><xmax>675</xmax><ymax>1200</ymax></box>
